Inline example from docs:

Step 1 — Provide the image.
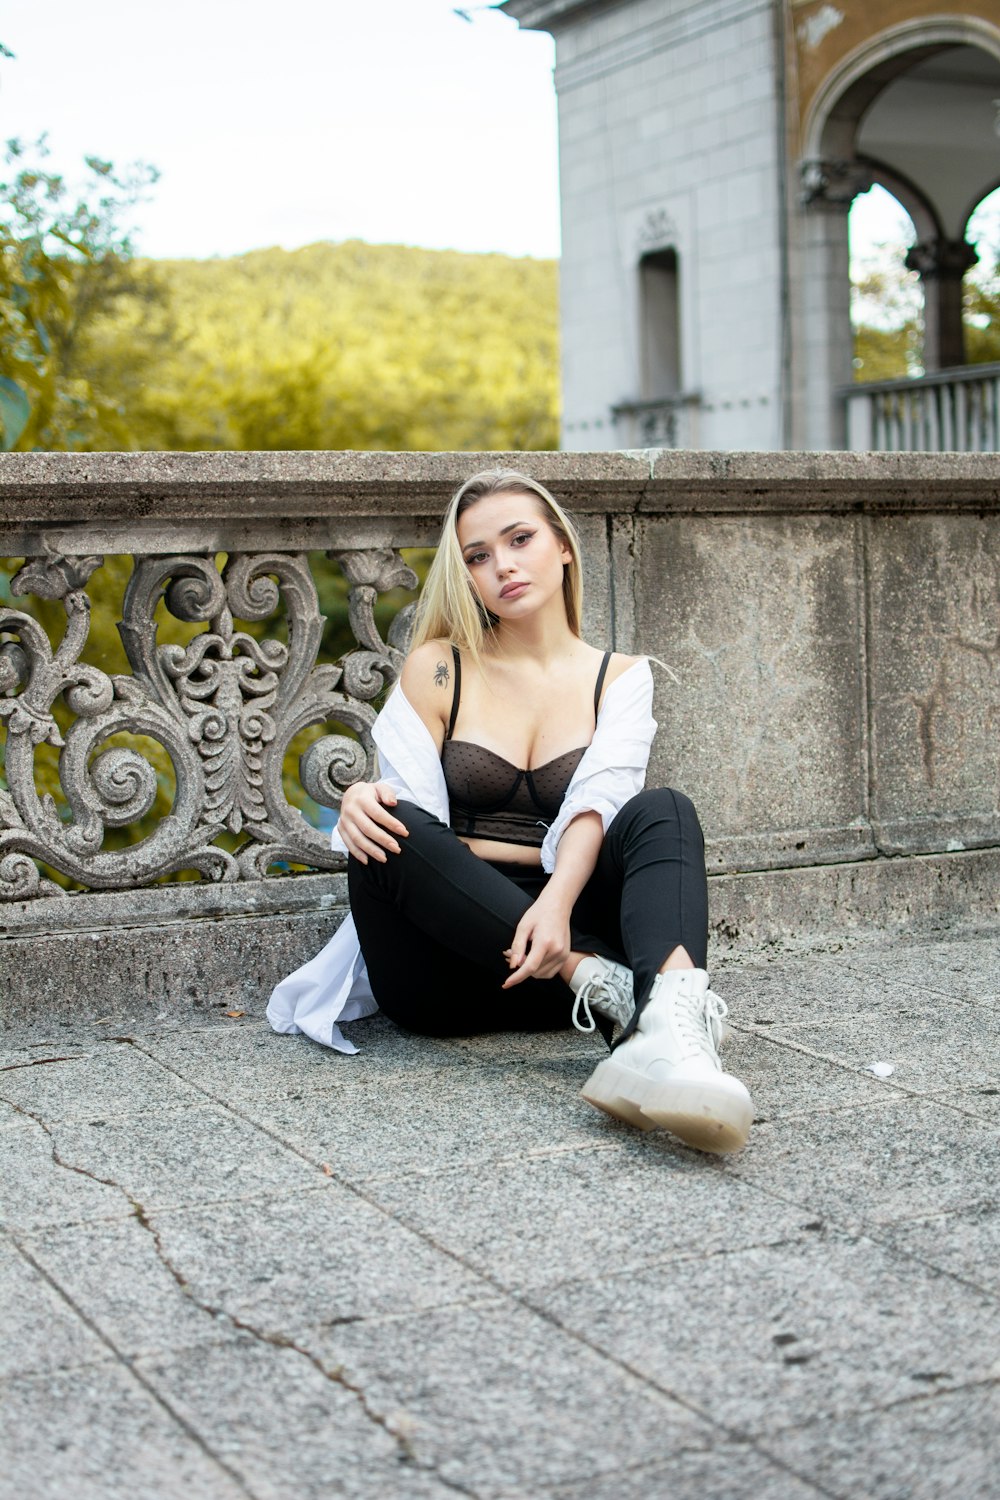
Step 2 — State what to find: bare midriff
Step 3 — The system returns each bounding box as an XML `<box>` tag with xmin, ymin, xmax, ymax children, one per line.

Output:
<box><xmin>459</xmin><ymin>836</ymin><xmax>543</xmax><ymax>866</ymax></box>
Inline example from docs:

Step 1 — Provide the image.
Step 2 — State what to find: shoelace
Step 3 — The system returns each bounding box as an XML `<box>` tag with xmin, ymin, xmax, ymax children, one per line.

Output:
<box><xmin>672</xmin><ymin>984</ymin><xmax>730</xmax><ymax>1059</ymax></box>
<box><xmin>571</xmin><ymin>969</ymin><xmax>633</xmax><ymax>1034</ymax></box>
<box><xmin>705</xmin><ymin>989</ymin><xmax>730</xmax><ymax>1050</ymax></box>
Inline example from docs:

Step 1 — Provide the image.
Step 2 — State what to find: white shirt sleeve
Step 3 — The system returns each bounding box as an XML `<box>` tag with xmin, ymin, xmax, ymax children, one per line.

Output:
<box><xmin>539</xmin><ymin>658</ymin><xmax>657</xmax><ymax>873</ymax></box>
<box><xmin>329</xmin><ymin>684</ymin><xmax>449</xmax><ymax>857</ymax></box>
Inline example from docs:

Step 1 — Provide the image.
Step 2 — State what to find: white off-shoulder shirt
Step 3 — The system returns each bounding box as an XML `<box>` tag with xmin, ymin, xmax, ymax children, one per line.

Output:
<box><xmin>266</xmin><ymin>657</ymin><xmax>657</xmax><ymax>1052</ymax></box>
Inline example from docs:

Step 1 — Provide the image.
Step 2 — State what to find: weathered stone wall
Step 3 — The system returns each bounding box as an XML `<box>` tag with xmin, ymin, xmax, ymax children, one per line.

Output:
<box><xmin>1</xmin><ymin>450</ymin><xmax>997</xmax><ymax>1024</ymax></box>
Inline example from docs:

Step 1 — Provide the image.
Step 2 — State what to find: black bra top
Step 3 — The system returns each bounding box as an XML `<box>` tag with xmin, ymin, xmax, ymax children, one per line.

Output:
<box><xmin>442</xmin><ymin>647</ymin><xmax>611</xmax><ymax>847</ymax></box>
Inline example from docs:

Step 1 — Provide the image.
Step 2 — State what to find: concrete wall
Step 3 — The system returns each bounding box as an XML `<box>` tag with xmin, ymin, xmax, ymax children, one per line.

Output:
<box><xmin>1</xmin><ymin>450</ymin><xmax>998</xmax><ymax>1025</ymax></box>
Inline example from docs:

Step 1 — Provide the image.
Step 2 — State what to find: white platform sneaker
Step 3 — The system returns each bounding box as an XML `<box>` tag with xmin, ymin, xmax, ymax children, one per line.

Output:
<box><xmin>568</xmin><ymin>955</ymin><xmax>635</xmax><ymax>1037</ymax></box>
<box><xmin>580</xmin><ymin>968</ymin><xmax>753</xmax><ymax>1153</ymax></box>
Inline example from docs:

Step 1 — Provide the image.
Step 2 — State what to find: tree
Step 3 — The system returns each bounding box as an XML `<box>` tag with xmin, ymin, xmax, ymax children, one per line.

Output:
<box><xmin>0</xmin><ymin>131</ymin><xmax>161</xmax><ymax>450</ymax></box>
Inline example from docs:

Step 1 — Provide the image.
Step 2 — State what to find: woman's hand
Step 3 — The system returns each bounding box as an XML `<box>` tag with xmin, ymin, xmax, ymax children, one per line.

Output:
<box><xmin>502</xmin><ymin>890</ymin><xmax>572</xmax><ymax>988</ymax></box>
<box><xmin>338</xmin><ymin>782</ymin><xmax>409</xmax><ymax>864</ymax></box>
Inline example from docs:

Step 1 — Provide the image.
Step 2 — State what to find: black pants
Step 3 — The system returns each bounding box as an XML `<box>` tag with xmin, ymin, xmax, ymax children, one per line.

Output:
<box><xmin>348</xmin><ymin>788</ymin><xmax>708</xmax><ymax>1040</ymax></box>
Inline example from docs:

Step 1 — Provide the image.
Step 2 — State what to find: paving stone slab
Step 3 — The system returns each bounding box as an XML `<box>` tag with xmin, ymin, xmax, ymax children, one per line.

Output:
<box><xmin>0</xmin><ymin>1360</ymin><xmax>247</xmax><ymax>1500</ymax></box>
<box><xmin>0</xmin><ymin>1040</ymin><xmax>204</xmax><ymax>1124</ymax></box>
<box><xmin>41</xmin><ymin>1102</ymin><xmax>324</xmax><ymax>1216</ymax></box>
<box><xmin>0</xmin><ymin>1239</ymin><xmax>111</xmax><ymax>1379</ymax></box>
<box><xmin>366</xmin><ymin>1144</ymin><xmax>805</xmax><ymax>1294</ymax></box>
<box><xmin>722</xmin><ymin>1030</ymin><xmax>890</xmax><ymax>1120</ymax></box>
<box><xmin>141</xmin><ymin>1013</ymin><xmax>461</xmax><ymax>1100</ymax></box>
<box><xmin>921</xmin><ymin>1084</ymin><xmax>1000</xmax><ymax>1122</ymax></box>
<box><xmin>134</xmin><ymin>1331</ymin><xmax>478</xmax><ymax>1500</ymax></box>
<box><xmin>715</xmin><ymin>957</ymin><xmax>892</xmax><ymax>1028</ymax></box>
<box><xmin>721</xmin><ymin>937</ymin><xmax>1000</xmax><ymax>1030</ymax></box>
<box><xmin>148</xmin><ymin>1183</ymin><xmax>496</xmax><ymax>1335</ymax></box>
<box><xmin>761</xmin><ymin>1382</ymin><xmax>1000</xmax><ymax>1500</ymax></box>
<box><xmin>313</xmin><ymin>1298</ymin><xmax>712</xmax><ymax>1495</ymax></box>
<box><xmin>872</xmin><ymin>1200</ymin><xmax>1000</xmax><ymax>1298</ymax></box>
<box><xmin>439</xmin><ymin>1025</ymin><xmax>605</xmax><ymax>1067</ymax></box>
<box><xmin>246</xmin><ymin>1062</ymin><xmax>609</xmax><ymax>1184</ymax></box>
<box><xmin>534</xmin><ymin>1442</ymin><xmax>825</xmax><ymax>1500</ymax></box>
<box><xmin>532</xmin><ymin>1231</ymin><xmax>1000</xmax><ymax>1438</ymax></box>
<box><xmin>17</xmin><ymin>1212</ymin><xmax>223</xmax><ymax>1360</ymax></box>
<box><xmin>457</xmin><ymin>1030</ymin><xmax>886</xmax><ymax>1129</ymax></box>
<box><xmin>744</xmin><ymin>996</ymin><xmax>999</xmax><ymax>1095</ymax></box>
<box><xmin>840</xmin><ymin>937</ymin><xmax>1000</xmax><ymax>1008</ymax></box>
<box><xmin>0</xmin><ymin>1118</ymin><xmax>130</xmax><ymax>1233</ymax></box>
<box><xmin>729</xmin><ymin>1096</ymin><xmax>1000</xmax><ymax>1228</ymax></box>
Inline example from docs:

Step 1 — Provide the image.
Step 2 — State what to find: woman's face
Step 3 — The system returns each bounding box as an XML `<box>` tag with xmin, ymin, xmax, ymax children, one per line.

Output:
<box><xmin>456</xmin><ymin>490</ymin><xmax>571</xmax><ymax>621</ymax></box>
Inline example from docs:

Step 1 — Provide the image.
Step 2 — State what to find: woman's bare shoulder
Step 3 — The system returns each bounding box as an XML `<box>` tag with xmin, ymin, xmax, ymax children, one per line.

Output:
<box><xmin>603</xmin><ymin>651</ymin><xmax>644</xmax><ymax>687</ymax></box>
<box><xmin>400</xmin><ymin>641</ymin><xmax>455</xmax><ymax>724</ymax></box>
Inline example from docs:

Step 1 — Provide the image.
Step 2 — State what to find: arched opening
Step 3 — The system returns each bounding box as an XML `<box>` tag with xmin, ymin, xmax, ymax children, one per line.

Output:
<box><xmin>638</xmin><ymin>248</ymin><xmax>681</xmax><ymax>401</ymax></box>
<box><xmin>850</xmin><ymin>185</ymin><xmax>921</xmax><ymax>382</ymax></box>
<box><xmin>854</xmin><ymin>45</ymin><xmax>999</xmax><ymax>371</ymax></box>
<box><xmin>800</xmin><ymin>25</ymin><xmax>1000</xmax><ymax>446</ymax></box>
<box><xmin>964</xmin><ymin>184</ymin><xmax>1000</xmax><ymax>365</ymax></box>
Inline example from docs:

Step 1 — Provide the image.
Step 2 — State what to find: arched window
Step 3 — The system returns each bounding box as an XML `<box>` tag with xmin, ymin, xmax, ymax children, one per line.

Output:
<box><xmin>639</xmin><ymin>248</ymin><xmax>681</xmax><ymax>399</ymax></box>
<box><xmin>849</xmin><ymin>184</ymin><xmax>922</xmax><ymax>381</ymax></box>
<box><xmin>965</xmin><ymin>184</ymin><xmax>1000</xmax><ymax>364</ymax></box>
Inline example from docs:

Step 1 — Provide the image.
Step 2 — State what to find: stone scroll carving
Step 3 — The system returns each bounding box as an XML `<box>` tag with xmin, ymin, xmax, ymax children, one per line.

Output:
<box><xmin>0</xmin><ymin>547</ymin><xmax>417</xmax><ymax>900</ymax></box>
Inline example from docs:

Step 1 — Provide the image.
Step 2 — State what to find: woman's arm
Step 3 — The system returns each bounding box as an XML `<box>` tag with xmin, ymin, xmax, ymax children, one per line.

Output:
<box><xmin>338</xmin><ymin>641</ymin><xmax>451</xmax><ymax>864</ymax></box>
<box><xmin>398</xmin><ymin>641</ymin><xmax>452</xmax><ymax>753</ymax></box>
<box><xmin>501</xmin><ymin>809</ymin><xmax>604</xmax><ymax>988</ymax></box>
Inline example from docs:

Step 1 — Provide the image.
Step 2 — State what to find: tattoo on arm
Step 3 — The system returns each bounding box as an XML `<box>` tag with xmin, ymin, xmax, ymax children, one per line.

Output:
<box><xmin>434</xmin><ymin>660</ymin><xmax>450</xmax><ymax>687</ymax></box>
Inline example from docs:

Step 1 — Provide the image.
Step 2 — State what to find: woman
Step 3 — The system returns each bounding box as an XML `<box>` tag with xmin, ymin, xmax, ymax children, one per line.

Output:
<box><xmin>267</xmin><ymin>469</ymin><xmax>753</xmax><ymax>1154</ymax></box>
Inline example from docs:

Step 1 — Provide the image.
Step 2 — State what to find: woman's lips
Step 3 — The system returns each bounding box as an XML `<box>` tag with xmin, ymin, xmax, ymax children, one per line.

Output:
<box><xmin>499</xmin><ymin>582</ymin><xmax>528</xmax><ymax>599</ymax></box>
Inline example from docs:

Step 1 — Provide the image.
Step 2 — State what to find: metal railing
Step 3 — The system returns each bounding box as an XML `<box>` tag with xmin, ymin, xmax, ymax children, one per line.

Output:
<box><xmin>841</xmin><ymin>362</ymin><xmax>1000</xmax><ymax>452</ymax></box>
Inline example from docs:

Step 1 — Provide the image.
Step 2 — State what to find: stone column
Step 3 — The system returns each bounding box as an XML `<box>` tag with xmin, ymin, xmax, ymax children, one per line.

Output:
<box><xmin>796</xmin><ymin>159</ymin><xmax>874</xmax><ymax>449</ymax></box>
<box><xmin>904</xmin><ymin>238</ymin><xmax>979</xmax><ymax>372</ymax></box>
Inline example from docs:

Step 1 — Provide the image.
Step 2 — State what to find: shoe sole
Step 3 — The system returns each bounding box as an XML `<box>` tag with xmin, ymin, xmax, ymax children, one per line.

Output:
<box><xmin>581</xmin><ymin>1057</ymin><xmax>752</xmax><ymax>1154</ymax></box>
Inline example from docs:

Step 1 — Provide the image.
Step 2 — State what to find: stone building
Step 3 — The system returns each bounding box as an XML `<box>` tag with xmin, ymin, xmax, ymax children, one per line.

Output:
<box><xmin>501</xmin><ymin>1</ymin><xmax>1000</xmax><ymax>451</ymax></box>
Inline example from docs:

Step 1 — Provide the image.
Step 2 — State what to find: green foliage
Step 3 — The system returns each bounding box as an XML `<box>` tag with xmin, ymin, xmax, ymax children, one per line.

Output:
<box><xmin>85</xmin><ymin>240</ymin><xmax>560</xmax><ymax>453</ymax></box>
<box><xmin>963</xmin><ymin>271</ymin><xmax>1000</xmax><ymax>365</ymax></box>
<box><xmin>852</xmin><ymin>253</ymin><xmax>1000</xmax><ymax>381</ymax></box>
<box><xmin>851</xmin><ymin>263</ymin><xmax>923</xmax><ymax>382</ymax></box>
<box><xmin>0</xmin><ymin>135</ymin><xmax>161</xmax><ymax>450</ymax></box>
<box><xmin>852</xmin><ymin>321</ymin><xmax>920</xmax><ymax>382</ymax></box>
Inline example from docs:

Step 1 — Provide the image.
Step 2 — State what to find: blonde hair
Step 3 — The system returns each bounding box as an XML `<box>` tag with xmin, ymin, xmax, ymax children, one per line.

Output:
<box><xmin>409</xmin><ymin>469</ymin><xmax>584</xmax><ymax>670</ymax></box>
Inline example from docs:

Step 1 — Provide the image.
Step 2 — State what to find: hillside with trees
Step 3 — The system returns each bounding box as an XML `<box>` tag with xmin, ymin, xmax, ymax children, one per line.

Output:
<box><xmin>8</xmin><ymin>235</ymin><xmax>561</xmax><ymax>455</ymax></box>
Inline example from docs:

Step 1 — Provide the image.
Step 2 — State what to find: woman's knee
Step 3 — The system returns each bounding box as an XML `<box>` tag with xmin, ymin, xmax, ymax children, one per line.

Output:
<box><xmin>345</xmin><ymin>800</ymin><xmax>437</xmax><ymax>888</ymax></box>
<box><xmin>621</xmin><ymin>786</ymin><xmax>704</xmax><ymax>838</ymax></box>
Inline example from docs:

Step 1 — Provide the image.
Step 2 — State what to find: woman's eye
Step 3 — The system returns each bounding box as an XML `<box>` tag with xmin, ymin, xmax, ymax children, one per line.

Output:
<box><xmin>465</xmin><ymin>551</ymin><xmax>488</xmax><ymax>566</ymax></box>
<box><xmin>511</xmin><ymin>531</ymin><xmax>534</xmax><ymax>547</ymax></box>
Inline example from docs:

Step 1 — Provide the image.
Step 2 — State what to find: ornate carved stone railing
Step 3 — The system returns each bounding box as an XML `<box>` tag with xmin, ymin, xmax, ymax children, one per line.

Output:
<box><xmin>2</xmin><ymin>450</ymin><xmax>998</xmax><ymax>1024</ymax></box>
<box><xmin>0</xmin><ymin>544</ymin><xmax>419</xmax><ymax>902</ymax></box>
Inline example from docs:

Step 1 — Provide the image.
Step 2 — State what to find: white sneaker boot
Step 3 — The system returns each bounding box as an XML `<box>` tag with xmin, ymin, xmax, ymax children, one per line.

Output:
<box><xmin>568</xmin><ymin>955</ymin><xmax>635</xmax><ymax>1037</ymax></box>
<box><xmin>580</xmin><ymin>968</ymin><xmax>753</xmax><ymax>1153</ymax></box>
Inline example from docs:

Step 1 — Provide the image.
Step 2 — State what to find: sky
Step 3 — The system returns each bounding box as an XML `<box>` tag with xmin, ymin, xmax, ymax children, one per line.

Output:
<box><xmin>0</xmin><ymin>0</ymin><xmax>560</xmax><ymax>261</ymax></box>
<box><xmin>1</xmin><ymin>1</ymin><xmax>993</xmax><ymax>276</ymax></box>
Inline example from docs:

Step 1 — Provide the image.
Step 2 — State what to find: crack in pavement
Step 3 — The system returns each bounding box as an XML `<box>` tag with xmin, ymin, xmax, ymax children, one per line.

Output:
<box><xmin>128</xmin><ymin>1032</ymin><xmax>1000</xmax><ymax>1488</ymax></box>
<box><xmin>117</xmin><ymin>1039</ymin><xmax>854</xmax><ymax>1492</ymax></box>
<box><xmin>0</xmin><ymin>1089</ymin><xmax>480</xmax><ymax>1500</ymax></box>
<box><xmin>0</xmin><ymin>1054</ymin><xmax>88</xmax><ymax>1072</ymax></box>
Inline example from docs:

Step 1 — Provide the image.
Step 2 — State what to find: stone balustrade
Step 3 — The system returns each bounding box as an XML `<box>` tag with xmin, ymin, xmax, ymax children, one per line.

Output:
<box><xmin>1</xmin><ymin>450</ymin><xmax>998</xmax><ymax>1022</ymax></box>
<box><xmin>842</xmin><ymin>363</ymin><xmax>1000</xmax><ymax>453</ymax></box>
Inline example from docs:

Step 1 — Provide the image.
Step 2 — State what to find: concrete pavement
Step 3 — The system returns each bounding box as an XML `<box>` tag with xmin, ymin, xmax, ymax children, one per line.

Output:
<box><xmin>1</xmin><ymin>931</ymin><xmax>998</xmax><ymax>1499</ymax></box>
